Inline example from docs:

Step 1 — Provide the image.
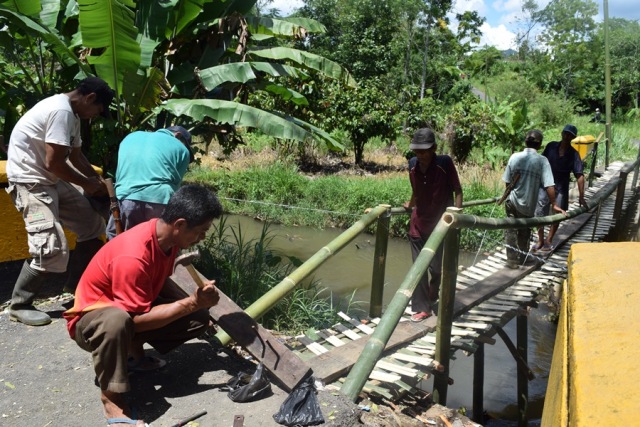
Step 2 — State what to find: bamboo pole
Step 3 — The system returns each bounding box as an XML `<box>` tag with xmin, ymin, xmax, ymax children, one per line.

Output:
<box><xmin>370</xmin><ymin>206</ymin><xmax>391</xmax><ymax>318</ymax></box>
<box><xmin>340</xmin><ymin>217</ymin><xmax>452</xmax><ymax>402</ymax></box>
<box><xmin>215</xmin><ymin>204</ymin><xmax>390</xmax><ymax>345</ymax></box>
<box><xmin>433</xmin><ymin>207</ymin><xmax>462</xmax><ymax>404</ymax></box>
<box><xmin>388</xmin><ymin>197</ymin><xmax>499</xmax><ymax>216</ymax></box>
<box><xmin>445</xmin><ymin>176</ymin><xmax>621</xmax><ymax>231</ymax></box>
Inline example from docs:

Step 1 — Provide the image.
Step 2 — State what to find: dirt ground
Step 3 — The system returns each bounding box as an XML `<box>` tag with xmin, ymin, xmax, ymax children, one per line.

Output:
<box><xmin>0</xmin><ymin>261</ymin><xmax>481</xmax><ymax>427</ymax></box>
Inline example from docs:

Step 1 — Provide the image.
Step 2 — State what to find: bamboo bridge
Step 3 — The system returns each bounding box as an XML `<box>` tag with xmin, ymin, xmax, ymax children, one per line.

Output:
<box><xmin>212</xmin><ymin>158</ymin><xmax>640</xmax><ymax>425</ymax></box>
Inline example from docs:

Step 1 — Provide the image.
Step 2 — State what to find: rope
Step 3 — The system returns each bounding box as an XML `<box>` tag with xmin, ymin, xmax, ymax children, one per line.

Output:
<box><xmin>219</xmin><ymin>197</ymin><xmax>361</xmax><ymax>218</ymax></box>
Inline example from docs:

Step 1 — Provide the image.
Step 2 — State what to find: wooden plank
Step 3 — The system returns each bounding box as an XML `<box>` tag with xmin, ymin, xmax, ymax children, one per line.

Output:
<box><xmin>370</xmin><ymin>370</ymin><xmax>401</xmax><ymax>383</ymax></box>
<box><xmin>298</xmin><ymin>335</ymin><xmax>329</xmax><ymax>355</ymax></box>
<box><xmin>169</xmin><ymin>265</ymin><xmax>311</xmax><ymax>391</ymax></box>
<box><xmin>317</xmin><ymin>330</ymin><xmax>346</xmax><ymax>347</ymax></box>
<box><xmin>333</xmin><ymin>323</ymin><xmax>362</xmax><ymax>341</ymax></box>
<box><xmin>390</xmin><ymin>352</ymin><xmax>435</xmax><ymax>367</ymax></box>
<box><xmin>375</xmin><ymin>360</ymin><xmax>420</xmax><ymax>377</ymax></box>
<box><xmin>338</xmin><ymin>312</ymin><xmax>375</xmax><ymax>334</ymax></box>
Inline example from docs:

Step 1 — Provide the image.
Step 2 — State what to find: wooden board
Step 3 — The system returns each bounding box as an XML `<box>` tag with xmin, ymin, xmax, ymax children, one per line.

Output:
<box><xmin>168</xmin><ymin>264</ymin><xmax>312</xmax><ymax>391</ymax></box>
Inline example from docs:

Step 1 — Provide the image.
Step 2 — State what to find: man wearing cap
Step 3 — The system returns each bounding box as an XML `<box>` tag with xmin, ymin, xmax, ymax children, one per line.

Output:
<box><xmin>5</xmin><ymin>76</ymin><xmax>115</xmax><ymax>326</ymax></box>
<box><xmin>403</xmin><ymin>128</ymin><xmax>463</xmax><ymax>322</ymax></box>
<box><xmin>106</xmin><ymin>126</ymin><xmax>194</xmax><ymax>239</ymax></box>
<box><xmin>533</xmin><ymin>124</ymin><xmax>586</xmax><ymax>252</ymax></box>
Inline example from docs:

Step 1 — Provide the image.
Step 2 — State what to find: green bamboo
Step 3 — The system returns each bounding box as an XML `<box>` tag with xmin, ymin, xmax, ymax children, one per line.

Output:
<box><xmin>388</xmin><ymin>197</ymin><xmax>499</xmax><ymax>216</ymax></box>
<box><xmin>215</xmin><ymin>204</ymin><xmax>390</xmax><ymax>345</ymax></box>
<box><xmin>445</xmin><ymin>177</ymin><xmax>621</xmax><ymax>231</ymax></box>
<box><xmin>370</xmin><ymin>206</ymin><xmax>391</xmax><ymax>318</ymax></box>
<box><xmin>433</xmin><ymin>207</ymin><xmax>462</xmax><ymax>404</ymax></box>
<box><xmin>341</xmin><ymin>217</ymin><xmax>452</xmax><ymax>402</ymax></box>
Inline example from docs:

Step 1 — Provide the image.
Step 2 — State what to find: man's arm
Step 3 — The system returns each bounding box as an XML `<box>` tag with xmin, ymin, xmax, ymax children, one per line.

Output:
<box><xmin>45</xmin><ymin>144</ymin><xmax>105</xmax><ymax>195</ymax></box>
<box><xmin>576</xmin><ymin>174</ymin><xmax>586</xmax><ymax>207</ymax></box>
<box><xmin>131</xmin><ymin>281</ymin><xmax>219</xmax><ymax>333</ymax></box>
<box><xmin>454</xmin><ymin>187</ymin><xmax>463</xmax><ymax>209</ymax></box>
<box><xmin>546</xmin><ymin>186</ymin><xmax>566</xmax><ymax>216</ymax></box>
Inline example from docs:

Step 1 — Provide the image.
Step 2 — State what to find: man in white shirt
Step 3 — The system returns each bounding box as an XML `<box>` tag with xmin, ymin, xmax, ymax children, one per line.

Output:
<box><xmin>5</xmin><ymin>76</ymin><xmax>114</xmax><ymax>326</ymax></box>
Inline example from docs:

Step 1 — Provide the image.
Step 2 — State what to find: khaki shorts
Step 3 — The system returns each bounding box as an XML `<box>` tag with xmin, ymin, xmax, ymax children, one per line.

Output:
<box><xmin>7</xmin><ymin>181</ymin><xmax>105</xmax><ymax>273</ymax></box>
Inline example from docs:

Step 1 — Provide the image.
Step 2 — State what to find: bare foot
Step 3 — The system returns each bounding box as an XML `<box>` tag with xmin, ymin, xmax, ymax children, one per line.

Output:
<box><xmin>101</xmin><ymin>390</ymin><xmax>146</xmax><ymax>426</ymax></box>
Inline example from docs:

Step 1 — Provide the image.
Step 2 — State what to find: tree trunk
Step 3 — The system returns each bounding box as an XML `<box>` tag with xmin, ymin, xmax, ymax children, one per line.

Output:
<box><xmin>420</xmin><ymin>22</ymin><xmax>432</xmax><ymax>100</ymax></box>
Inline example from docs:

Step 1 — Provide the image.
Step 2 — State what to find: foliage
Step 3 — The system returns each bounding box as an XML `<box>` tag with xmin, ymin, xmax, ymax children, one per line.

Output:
<box><xmin>0</xmin><ymin>1</ymin><xmax>355</xmax><ymax>172</ymax></box>
<box><xmin>441</xmin><ymin>94</ymin><xmax>494</xmax><ymax>163</ymax></box>
<box><xmin>194</xmin><ymin>216</ymin><xmax>357</xmax><ymax>333</ymax></box>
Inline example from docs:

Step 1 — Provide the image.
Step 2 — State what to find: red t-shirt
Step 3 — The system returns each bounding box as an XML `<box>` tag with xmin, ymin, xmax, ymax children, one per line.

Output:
<box><xmin>408</xmin><ymin>155</ymin><xmax>461</xmax><ymax>239</ymax></box>
<box><xmin>64</xmin><ymin>218</ymin><xmax>178</xmax><ymax>338</ymax></box>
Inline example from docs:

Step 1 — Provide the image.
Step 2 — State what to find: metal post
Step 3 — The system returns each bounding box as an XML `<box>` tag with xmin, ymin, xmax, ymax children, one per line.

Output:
<box><xmin>604</xmin><ymin>0</ymin><xmax>612</xmax><ymax>168</ymax></box>
<box><xmin>631</xmin><ymin>140</ymin><xmax>640</xmax><ymax>191</ymax></box>
<box><xmin>517</xmin><ymin>314</ymin><xmax>528</xmax><ymax>427</ymax></box>
<box><xmin>472</xmin><ymin>342</ymin><xmax>485</xmax><ymax>424</ymax></box>
<box><xmin>612</xmin><ymin>169</ymin><xmax>628</xmax><ymax>239</ymax></box>
<box><xmin>370</xmin><ymin>205</ymin><xmax>391</xmax><ymax>318</ymax></box>
<box><xmin>591</xmin><ymin>202</ymin><xmax>602</xmax><ymax>242</ymax></box>
<box><xmin>433</xmin><ymin>207</ymin><xmax>461</xmax><ymax>405</ymax></box>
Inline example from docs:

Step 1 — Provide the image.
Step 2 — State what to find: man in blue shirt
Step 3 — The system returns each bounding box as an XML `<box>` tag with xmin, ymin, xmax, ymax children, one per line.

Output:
<box><xmin>534</xmin><ymin>124</ymin><xmax>587</xmax><ymax>251</ymax></box>
<box><xmin>106</xmin><ymin>126</ymin><xmax>194</xmax><ymax>239</ymax></box>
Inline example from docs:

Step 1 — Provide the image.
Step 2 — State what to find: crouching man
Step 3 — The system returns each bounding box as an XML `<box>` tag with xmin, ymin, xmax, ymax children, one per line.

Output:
<box><xmin>64</xmin><ymin>184</ymin><xmax>222</xmax><ymax>426</ymax></box>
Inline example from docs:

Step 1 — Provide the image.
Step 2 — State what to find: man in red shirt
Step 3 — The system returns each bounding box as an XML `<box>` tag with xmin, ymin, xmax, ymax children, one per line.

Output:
<box><xmin>64</xmin><ymin>184</ymin><xmax>222</xmax><ymax>427</ymax></box>
<box><xmin>404</xmin><ymin>128</ymin><xmax>463</xmax><ymax>322</ymax></box>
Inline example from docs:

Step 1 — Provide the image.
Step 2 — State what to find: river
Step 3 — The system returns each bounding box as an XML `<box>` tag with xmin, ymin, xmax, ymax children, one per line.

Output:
<box><xmin>221</xmin><ymin>215</ymin><xmax>554</xmax><ymax>425</ymax></box>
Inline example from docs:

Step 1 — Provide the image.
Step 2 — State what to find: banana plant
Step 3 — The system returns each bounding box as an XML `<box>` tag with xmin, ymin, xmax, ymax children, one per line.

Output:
<box><xmin>0</xmin><ymin>0</ymin><xmax>356</xmax><ymax>163</ymax></box>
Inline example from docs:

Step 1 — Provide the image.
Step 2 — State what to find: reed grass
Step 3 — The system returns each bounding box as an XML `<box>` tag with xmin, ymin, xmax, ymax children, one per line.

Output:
<box><xmin>194</xmin><ymin>216</ymin><xmax>360</xmax><ymax>334</ymax></box>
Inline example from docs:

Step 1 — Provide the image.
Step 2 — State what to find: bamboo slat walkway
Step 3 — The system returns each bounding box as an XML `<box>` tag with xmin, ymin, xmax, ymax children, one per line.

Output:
<box><xmin>289</xmin><ymin>161</ymin><xmax>634</xmax><ymax>401</ymax></box>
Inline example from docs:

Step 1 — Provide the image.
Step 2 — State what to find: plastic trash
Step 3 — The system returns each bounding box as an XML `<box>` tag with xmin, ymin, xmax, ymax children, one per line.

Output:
<box><xmin>225</xmin><ymin>362</ymin><xmax>272</xmax><ymax>402</ymax></box>
<box><xmin>273</xmin><ymin>376</ymin><xmax>324</xmax><ymax>426</ymax></box>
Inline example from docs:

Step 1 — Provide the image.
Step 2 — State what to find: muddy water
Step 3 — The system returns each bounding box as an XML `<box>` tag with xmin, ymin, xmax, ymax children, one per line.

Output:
<box><xmin>221</xmin><ymin>215</ymin><xmax>554</xmax><ymax>425</ymax></box>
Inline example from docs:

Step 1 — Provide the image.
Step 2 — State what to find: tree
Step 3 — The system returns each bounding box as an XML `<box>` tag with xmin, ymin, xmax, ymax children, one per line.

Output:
<box><xmin>536</xmin><ymin>0</ymin><xmax>600</xmax><ymax>102</ymax></box>
<box><xmin>0</xmin><ymin>0</ymin><xmax>356</xmax><ymax>170</ymax></box>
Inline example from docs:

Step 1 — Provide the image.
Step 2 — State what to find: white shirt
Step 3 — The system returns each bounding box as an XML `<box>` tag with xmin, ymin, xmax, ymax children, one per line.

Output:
<box><xmin>6</xmin><ymin>94</ymin><xmax>82</xmax><ymax>185</ymax></box>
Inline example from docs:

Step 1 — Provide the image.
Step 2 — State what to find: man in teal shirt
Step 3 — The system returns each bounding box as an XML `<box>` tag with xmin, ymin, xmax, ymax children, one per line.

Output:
<box><xmin>106</xmin><ymin>126</ymin><xmax>194</xmax><ymax>239</ymax></box>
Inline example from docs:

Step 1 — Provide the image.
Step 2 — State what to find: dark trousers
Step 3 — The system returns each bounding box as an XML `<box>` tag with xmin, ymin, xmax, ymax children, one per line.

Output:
<box><xmin>504</xmin><ymin>200</ymin><xmax>531</xmax><ymax>264</ymax></box>
<box><xmin>74</xmin><ymin>303</ymin><xmax>209</xmax><ymax>393</ymax></box>
<box><xmin>409</xmin><ymin>235</ymin><xmax>443</xmax><ymax>313</ymax></box>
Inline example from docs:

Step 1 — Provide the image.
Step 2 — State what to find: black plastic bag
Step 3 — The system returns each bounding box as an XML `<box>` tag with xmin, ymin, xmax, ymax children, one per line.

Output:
<box><xmin>226</xmin><ymin>362</ymin><xmax>272</xmax><ymax>402</ymax></box>
<box><xmin>273</xmin><ymin>376</ymin><xmax>324</xmax><ymax>426</ymax></box>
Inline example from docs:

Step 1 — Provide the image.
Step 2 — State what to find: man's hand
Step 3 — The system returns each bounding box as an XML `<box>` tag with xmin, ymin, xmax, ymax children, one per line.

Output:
<box><xmin>83</xmin><ymin>175</ymin><xmax>107</xmax><ymax>196</ymax></box>
<box><xmin>551</xmin><ymin>203</ymin><xmax>567</xmax><ymax>216</ymax></box>
<box><xmin>403</xmin><ymin>201</ymin><xmax>413</xmax><ymax>211</ymax></box>
<box><xmin>578</xmin><ymin>195</ymin><xmax>588</xmax><ymax>208</ymax></box>
<box><xmin>194</xmin><ymin>280</ymin><xmax>220</xmax><ymax>309</ymax></box>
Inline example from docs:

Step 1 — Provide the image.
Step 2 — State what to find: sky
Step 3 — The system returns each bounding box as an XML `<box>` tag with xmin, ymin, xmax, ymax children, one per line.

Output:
<box><xmin>269</xmin><ymin>0</ymin><xmax>640</xmax><ymax>51</ymax></box>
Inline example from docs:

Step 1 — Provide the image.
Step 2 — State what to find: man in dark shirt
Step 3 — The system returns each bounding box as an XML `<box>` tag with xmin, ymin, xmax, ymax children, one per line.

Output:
<box><xmin>404</xmin><ymin>128</ymin><xmax>463</xmax><ymax>322</ymax></box>
<box><xmin>534</xmin><ymin>124</ymin><xmax>587</xmax><ymax>251</ymax></box>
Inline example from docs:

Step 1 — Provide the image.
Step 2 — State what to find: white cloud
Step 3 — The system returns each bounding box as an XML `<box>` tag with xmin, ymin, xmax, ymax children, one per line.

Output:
<box><xmin>478</xmin><ymin>22</ymin><xmax>517</xmax><ymax>50</ymax></box>
<box><xmin>268</xmin><ymin>0</ymin><xmax>303</xmax><ymax>16</ymax></box>
<box><xmin>453</xmin><ymin>0</ymin><xmax>488</xmax><ymax>16</ymax></box>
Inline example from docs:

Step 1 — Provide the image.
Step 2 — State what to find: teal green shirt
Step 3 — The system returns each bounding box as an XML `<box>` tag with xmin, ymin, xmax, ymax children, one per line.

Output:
<box><xmin>502</xmin><ymin>148</ymin><xmax>555</xmax><ymax>217</ymax></box>
<box><xmin>114</xmin><ymin>129</ymin><xmax>190</xmax><ymax>204</ymax></box>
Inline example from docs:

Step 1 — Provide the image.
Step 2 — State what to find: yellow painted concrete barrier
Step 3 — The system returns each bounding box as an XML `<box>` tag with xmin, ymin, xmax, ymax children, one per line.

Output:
<box><xmin>0</xmin><ymin>160</ymin><xmax>102</xmax><ymax>263</ymax></box>
<box><xmin>542</xmin><ymin>242</ymin><xmax>640</xmax><ymax>426</ymax></box>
